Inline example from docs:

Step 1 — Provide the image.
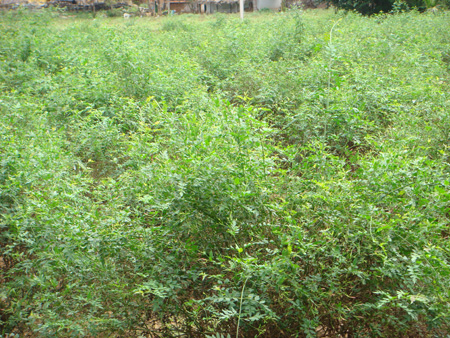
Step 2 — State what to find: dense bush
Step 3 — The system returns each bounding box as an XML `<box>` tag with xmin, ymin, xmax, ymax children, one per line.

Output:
<box><xmin>325</xmin><ymin>0</ymin><xmax>450</xmax><ymax>14</ymax></box>
<box><xmin>1</xmin><ymin>8</ymin><xmax>450</xmax><ymax>337</ymax></box>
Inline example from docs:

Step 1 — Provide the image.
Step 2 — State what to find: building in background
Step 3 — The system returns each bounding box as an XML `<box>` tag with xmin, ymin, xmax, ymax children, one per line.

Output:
<box><xmin>254</xmin><ymin>0</ymin><xmax>280</xmax><ymax>10</ymax></box>
<box><xmin>0</xmin><ymin>0</ymin><xmax>309</xmax><ymax>12</ymax></box>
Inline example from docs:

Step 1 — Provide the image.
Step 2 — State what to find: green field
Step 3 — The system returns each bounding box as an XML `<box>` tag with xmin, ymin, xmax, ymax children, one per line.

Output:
<box><xmin>1</xmin><ymin>8</ymin><xmax>450</xmax><ymax>337</ymax></box>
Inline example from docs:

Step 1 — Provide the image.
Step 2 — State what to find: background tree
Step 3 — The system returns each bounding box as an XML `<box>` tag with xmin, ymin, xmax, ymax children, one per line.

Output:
<box><xmin>325</xmin><ymin>0</ymin><xmax>448</xmax><ymax>14</ymax></box>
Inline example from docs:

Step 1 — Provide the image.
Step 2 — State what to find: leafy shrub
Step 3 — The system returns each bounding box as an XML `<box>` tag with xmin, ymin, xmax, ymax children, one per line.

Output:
<box><xmin>1</xmin><ymin>8</ymin><xmax>450</xmax><ymax>338</ymax></box>
<box><xmin>161</xmin><ymin>17</ymin><xmax>192</xmax><ymax>31</ymax></box>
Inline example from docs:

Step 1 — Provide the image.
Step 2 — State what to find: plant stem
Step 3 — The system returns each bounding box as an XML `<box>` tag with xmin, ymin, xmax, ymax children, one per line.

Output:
<box><xmin>236</xmin><ymin>277</ymin><xmax>249</xmax><ymax>338</ymax></box>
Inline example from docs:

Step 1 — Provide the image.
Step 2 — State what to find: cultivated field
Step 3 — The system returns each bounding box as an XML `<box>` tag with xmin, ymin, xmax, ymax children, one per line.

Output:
<box><xmin>1</xmin><ymin>8</ymin><xmax>450</xmax><ymax>337</ymax></box>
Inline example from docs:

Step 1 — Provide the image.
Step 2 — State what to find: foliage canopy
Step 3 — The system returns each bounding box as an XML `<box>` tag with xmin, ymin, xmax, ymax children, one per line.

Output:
<box><xmin>326</xmin><ymin>0</ymin><xmax>449</xmax><ymax>14</ymax></box>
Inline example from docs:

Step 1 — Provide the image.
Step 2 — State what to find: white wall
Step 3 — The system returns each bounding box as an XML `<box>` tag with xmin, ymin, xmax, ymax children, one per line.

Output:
<box><xmin>256</xmin><ymin>0</ymin><xmax>281</xmax><ymax>10</ymax></box>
